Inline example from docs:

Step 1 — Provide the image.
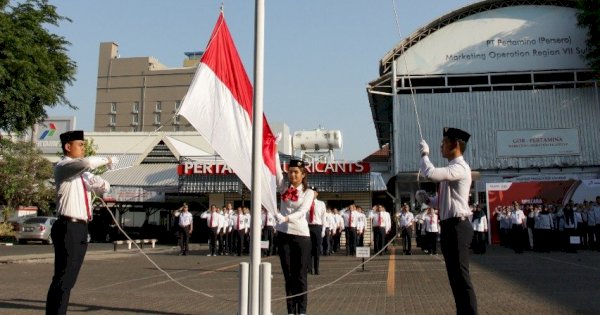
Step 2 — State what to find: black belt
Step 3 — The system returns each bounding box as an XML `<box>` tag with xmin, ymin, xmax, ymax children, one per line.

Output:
<box><xmin>440</xmin><ymin>216</ymin><xmax>468</xmax><ymax>225</ymax></box>
<box><xmin>308</xmin><ymin>224</ymin><xmax>322</xmax><ymax>227</ymax></box>
<box><xmin>59</xmin><ymin>215</ymin><xmax>88</xmax><ymax>225</ymax></box>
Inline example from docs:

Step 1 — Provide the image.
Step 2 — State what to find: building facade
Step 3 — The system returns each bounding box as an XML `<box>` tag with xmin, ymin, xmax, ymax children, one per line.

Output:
<box><xmin>367</xmin><ymin>0</ymin><xmax>600</xmax><ymax>208</ymax></box>
<box><xmin>94</xmin><ymin>42</ymin><xmax>198</xmax><ymax>132</ymax></box>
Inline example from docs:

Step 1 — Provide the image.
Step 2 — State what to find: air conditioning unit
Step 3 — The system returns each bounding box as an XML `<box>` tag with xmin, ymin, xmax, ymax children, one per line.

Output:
<box><xmin>131</xmin><ymin>122</ymin><xmax>138</xmax><ymax>126</ymax></box>
<box><xmin>155</xmin><ymin>109</ymin><xmax>162</xmax><ymax>113</ymax></box>
<box><xmin>108</xmin><ymin>122</ymin><xmax>116</xmax><ymax>126</ymax></box>
<box><xmin>154</xmin><ymin>121</ymin><xmax>161</xmax><ymax>126</ymax></box>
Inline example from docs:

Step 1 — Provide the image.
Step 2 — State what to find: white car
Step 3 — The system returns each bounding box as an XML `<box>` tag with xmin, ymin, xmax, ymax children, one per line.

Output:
<box><xmin>16</xmin><ymin>216</ymin><xmax>56</xmax><ymax>244</ymax></box>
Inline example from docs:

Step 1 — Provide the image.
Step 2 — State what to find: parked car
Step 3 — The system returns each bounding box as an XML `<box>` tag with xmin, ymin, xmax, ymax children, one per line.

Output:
<box><xmin>16</xmin><ymin>216</ymin><xmax>57</xmax><ymax>244</ymax></box>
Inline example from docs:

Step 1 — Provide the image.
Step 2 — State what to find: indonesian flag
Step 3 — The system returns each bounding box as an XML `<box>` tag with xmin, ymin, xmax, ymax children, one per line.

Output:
<box><xmin>179</xmin><ymin>13</ymin><xmax>278</xmax><ymax>214</ymax></box>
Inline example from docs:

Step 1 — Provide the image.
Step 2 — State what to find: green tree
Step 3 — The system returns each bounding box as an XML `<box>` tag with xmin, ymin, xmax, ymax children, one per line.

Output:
<box><xmin>0</xmin><ymin>0</ymin><xmax>76</xmax><ymax>134</ymax></box>
<box><xmin>577</xmin><ymin>0</ymin><xmax>600</xmax><ymax>75</ymax></box>
<box><xmin>0</xmin><ymin>138</ymin><xmax>54</xmax><ymax>222</ymax></box>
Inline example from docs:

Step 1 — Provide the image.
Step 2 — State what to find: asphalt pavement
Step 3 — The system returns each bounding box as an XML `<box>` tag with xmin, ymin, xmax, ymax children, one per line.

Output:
<box><xmin>1</xmin><ymin>242</ymin><xmax>599</xmax><ymax>314</ymax></box>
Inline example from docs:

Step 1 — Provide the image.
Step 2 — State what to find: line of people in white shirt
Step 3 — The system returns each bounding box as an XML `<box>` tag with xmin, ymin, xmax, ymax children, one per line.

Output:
<box><xmin>493</xmin><ymin>197</ymin><xmax>600</xmax><ymax>254</ymax></box>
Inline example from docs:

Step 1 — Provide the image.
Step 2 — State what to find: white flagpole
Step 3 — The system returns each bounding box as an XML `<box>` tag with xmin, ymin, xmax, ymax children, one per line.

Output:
<box><xmin>250</xmin><ymin>0</ymin><xmax>265</xmax><ymax>314</ymax></box>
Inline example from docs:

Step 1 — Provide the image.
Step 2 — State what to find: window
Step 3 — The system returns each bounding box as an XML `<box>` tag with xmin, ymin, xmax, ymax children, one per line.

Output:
<box><xmin>110</xmin><ymin>126</ymin><xmax>116</xmax><ymax>132</ymax></box>
<box><xmin>131</xmin><ymin>126</ymin><xmax>137</xmax><ymax>132</ymax></box>
<box><xmin>109</xmin><ymin>114</ymin><xmax>116</xmax><ymax>126</ymax></box>
<box><xmin>132</xmin><ymin>114</ymin><xmax>139</xmax><ymax>124</ymax></box>
<box><xmin>173</xmin><ymin>115</ymin><xmax>180</xmax><ymax>125</ymax></box>
<box><xmin>173</xmin><ymin>125</ymin><xmax>180</xmax><ymax>131</ymax></box>
<box><xmin>155</xmin><ymin>101</ymin><xmax>162</xmax><ymax>112</ymax></box>
<box><xmin>175</xmin><ymin>100</ymin><xmax>181</xmax><ymax>112</ymax></box>
<box><xmin>110</xmin><ymin>102</ymin><xmax>117</xmax><ymax>113</ymax></box>
<box><xmin>154</xmin><ymin>113</ymin><xmax>161</xmax><ymax>125</ymax></box>
<box><xmin>133</xmin><ymin>102</ymin><xmax>140</xmax><ymax>113</ymax></box>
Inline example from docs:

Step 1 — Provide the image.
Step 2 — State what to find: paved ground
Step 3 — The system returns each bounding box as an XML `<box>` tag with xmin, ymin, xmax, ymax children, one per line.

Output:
<box><xmin>1</xmin><ymin>242</ymin><xmax>599</xmax><ymax>314</ymax></box>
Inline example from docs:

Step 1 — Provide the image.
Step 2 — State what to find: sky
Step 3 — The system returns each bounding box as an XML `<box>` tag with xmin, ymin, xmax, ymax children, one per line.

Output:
<box><xmin>45</xmin><ymin>0</ymin><xmax>477</xmax><ymax>161</ymax></box>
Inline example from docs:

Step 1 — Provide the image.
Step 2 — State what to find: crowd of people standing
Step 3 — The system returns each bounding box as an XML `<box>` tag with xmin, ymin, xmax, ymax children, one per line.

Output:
<box><xmin>493</xmin><ymin>198</ymin><xmax>600</xmax><ymax>254</ymax></box>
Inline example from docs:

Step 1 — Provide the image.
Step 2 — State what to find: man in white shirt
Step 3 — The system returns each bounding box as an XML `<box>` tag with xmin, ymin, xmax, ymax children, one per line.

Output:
<box><xmin>322</xmin><ymin>207</ymin><xmax>335</xmax><ymax>256</ymax></box>
<box><xmin>261</xmin><ymin>207</ymin><xmax>276</xmax><ymax>256</ymax></box>
<box><xmin>201</xmin><ymin>205</ymin><xmax>222</xmax><ymax>256</ymax></box>
<box><xmin>342</xmin><ymin>205</ymin><xmax>358</xmax><ymax>256</ymax></box>
<box><xmin>178</xmin><ymin>204</ymin><xmax>193</xmax><ymax>256</ymax></box>
<box><xmin>332</xmin><ymin>208</ymin><xmax>343</xmax><ymax>253</ymax></box>
<box><xmin>46</xmin><ymin>130</ymin><xmax>114</xmax><ymax>315</ymax></box>
<box><xmin>230</xmin><ymin>207</ymin><xmax>246</xmax><ymax>256</ymax></box>
<box><xmin>416</xmin><ymin>127</ymin><xmax>478</xmax><ymax>315</ymax></box>
<box><xmin>398</xmin><ymin>204</ymin><xmax>414</xmax><ymax>255</ymax></box>
<box><xmin>509</xmin><ymin>201</ymin><xmax>527</xmax><ymax>254</ymax></box>
<box><xmin>307</xmin><ymin>187</ymin><xmax>326</xmax><ymax>274</ymax></box>
<box><xmin>370</xmin><ymin>205</ymin><xmax>391</xmax><ymax>254</ymax></box>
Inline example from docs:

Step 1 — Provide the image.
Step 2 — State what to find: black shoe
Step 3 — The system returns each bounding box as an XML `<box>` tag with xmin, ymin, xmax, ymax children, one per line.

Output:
<box><xmin>315</xmin><ymin>271</ymin><xmax>320</xmax><ymax>275</ymax></box>
<box><xmin>406</xmin><ymin>252</ymin><xmax>412</xmax><ymax>255</ymax></box>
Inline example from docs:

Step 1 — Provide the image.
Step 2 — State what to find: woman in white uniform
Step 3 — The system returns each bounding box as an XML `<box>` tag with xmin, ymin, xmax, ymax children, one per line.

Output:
<box><xmin>275</xmin><ymin>159</ymin><xmax>313</xmax><ymax>315</ymax></box>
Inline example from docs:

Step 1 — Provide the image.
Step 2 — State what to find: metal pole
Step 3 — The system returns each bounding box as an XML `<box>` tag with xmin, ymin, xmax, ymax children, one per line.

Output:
<box><xmin>250</xmin><ymin>1</ymin><xmax>265</xmax><ymax>314</ymax></box>
<box><xmin>239</xmin><ymin>262</ymin><xmax>249</xmax><ymax>315</ymax></box>
<box><xmin>259</xmin><ymin>262</ymin><xmax>272</xmax><ymax>315</ymax></box>
<box><xmin>391</xmin><ymin>61</ymin><xmax>400</xmax><ymax>214</ymax></box>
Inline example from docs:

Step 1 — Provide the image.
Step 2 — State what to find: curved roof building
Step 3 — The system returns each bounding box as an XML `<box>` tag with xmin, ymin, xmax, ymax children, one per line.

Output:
<box><xmin>366</xmin><ymin>0</ymin><xmax>599</xmax><ymax>203</ymax></box>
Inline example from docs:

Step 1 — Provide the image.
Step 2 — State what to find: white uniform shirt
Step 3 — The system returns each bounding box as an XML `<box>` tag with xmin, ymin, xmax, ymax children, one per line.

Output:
<box><xmin>587</xmin><ymin>209</ymin><xmax>596</xmax><ymax>226</ymax></box>
<box><xmin>356</xmin><ymin>212</ymin><xmax>366</xmax><ymax>233</ymax></box>
<box><xmin>423</xmin><ymin>213</ymin><xmax>439</xmax><ymax>233</ymax></box>
<box><xmin>323</xmin><ymin>212</ymin><xmax>335</xmax><ymax>230</ymax></box>
<box><xmin>420</xmin><ymin>155</ymin><xmax>472</xmax><ymax>220</ymax></box>
<box><xmin>535</xmin><ymin>212</ymin><xmax>554</xmax><ymax>230</ymax></box>
<box><xmin>471</xmin><ymin>214</ymin><xmax>487</xmax><ymax>232</ymax></box>
<box><xmin>510</xmin><ymin>209</ymin><xmax>526</xmax><ymax>225</ymax></box>
<box><xmin>399</xmin><ymin>211</ymin><xmax>414</xmax><ymax>228</ymax></box>
<box><xmin>201</xmin><ymin>211</ymin><xmax>223</xmax><ymax>229</ymax></box>
<box><xmin>179</xmin><ymin>211</ymin><xmax>193</xmax><ymax>227</ymax></box>
<box><xmin>593</xmin><ymin>205</ymin><xmax>600</xmax><ymax>226</ymax></box>
<box><xmin>230</xmin><ymin>212</ymin><xmax>248</xmax><ymax>231</ymax></box>
<box><xmin>342</xmin><ymin>210</ymin><xmax>358</xmax><ymax>228</ymax></box>
<box><xmin>274</xmin><ymin>183</ymin><xmax>313</xmax><ymax>237</ymax></box>
<box><xmin>261</xmin><ymin>211</ymin><xmax>275</xmax><ymax>228</ymax></box>
<box><xmin>54</xmin><ymin>156</ymin><xmax>111</xmax><ymax>221</ymax></box>
<box><xmin>307</xmin><ymin>198</ymin><xmax>326</xmax><ymax>225</ymax></box>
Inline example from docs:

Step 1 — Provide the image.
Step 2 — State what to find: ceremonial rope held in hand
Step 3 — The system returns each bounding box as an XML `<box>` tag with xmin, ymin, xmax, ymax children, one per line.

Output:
<box><xmin>93</xmin><ymin>194</ymin><xmax>236</xmax><ymax>302</ymax></box>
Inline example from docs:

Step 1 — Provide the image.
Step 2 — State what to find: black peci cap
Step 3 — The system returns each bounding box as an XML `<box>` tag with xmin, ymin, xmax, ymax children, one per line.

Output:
<box><xmin>59</xmin><ymin>130</ymin><xmax>85</xmax><ymax>145</ymax></box>
<box><xmin>288</xmin><ymin>159</ymin><xmax>305</xmax><ymax>168</ymax></box>
<box><xmin>443</xmin><ymin>127</ymin><xmax>470</xmax><ymax>143</ymax></box>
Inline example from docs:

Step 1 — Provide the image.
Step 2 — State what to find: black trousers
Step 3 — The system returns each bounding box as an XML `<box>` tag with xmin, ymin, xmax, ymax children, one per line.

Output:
<box><xmin>46</xmin><ymin>219</ymin><xmax>88</xmax><ymax>315</ymax></box>
<box><xmin>180</xmin><ymin>225</ymin><xmax>191</xmax><ymax>253</ymax></box>
<box><xmin>510</xmin><ymin>224</ymin><xmax>526</xmax><ymax>253</ymax></box>
<box><xmin>426</xmin><ymin>231</ymin><xmax>438</xmax><ymax>254</ymax></box>
<box><xmin>226</xmin><ymin>231</ymin><xmax>234</xmax><ymax>254</ymax></box>
<box><xmin>535</xmin><ymin>229</ymin><xmax>551</xmax><ymax>252</ymax></box>
<box><xmin>472</xmin><ymin>231</ymin><xmax>486</xmax><ymax>254</ymax></box>
<box><xmin>322</xmin><ymin>228</ymin><xmax>331</xmax><ymax>255</ymax></box>
<box><xmin>262</xmin><ymin>226</ymin><xmax>275</xmax><ymax>256</ymax></box>
<box><xmin>373</xmin><ymin>226</ymin><xmax>385</xmax><ymax>254</ymax></box>
<box><xmin>440</xmin><ymin>218</ymin><xmax>478</xmax><ymax>315</ymax></box>
<box><xmin>277</xmin><ymin>232</ymin><xmax>311</xmax><ymax>315</ymax></box>
<box><xmin>234</xmin><ymin>229</ymin><xmax>245</xmax><ymax>256</ymax></box>
<box><xmin>333</xmin><ymin>230</ymin><xmax>341</xmax><ymax>252</ymax></box>
<box><xmin>345</xmin><ymin>227</ymin><xmax>357</xmax><ymax>255</ymax></box>
<box><xmin>208</xmin><ymin>227</ymin><xmax>218</xmax><ymax>255</ymax></box>
<box><xmin>401</xmin><ymin>226</ymin><xmax>412</xmax><ymax>253</ymax></box>
<box><xmin>308</xmin><ymin>224</ymin><xmax>323</xmax><ymax>273</ymax></box>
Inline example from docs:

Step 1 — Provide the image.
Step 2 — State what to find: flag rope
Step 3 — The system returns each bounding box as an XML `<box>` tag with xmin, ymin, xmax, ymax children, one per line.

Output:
<box><xmin>392</xmin><ymin>0</ymin><xmax>425</xmax><ymax>185</ymax></box>
<box><xmin>271</xmin><ymin>233</ymin><xmax>399</xmax><ymax>301</ymax></box>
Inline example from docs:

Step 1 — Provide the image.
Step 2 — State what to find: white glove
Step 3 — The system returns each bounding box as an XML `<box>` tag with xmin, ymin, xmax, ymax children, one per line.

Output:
<box><xmin>419</xmin><ymin>140</ymin><xmax>430</xmax><ymax>156</ymax></box>
<box><xmin>275</xmin><ymin>213</ymin><xmax>286</xmax><ymax>223</ymax></box>
<box><xmin>108</xmin><ymin>156</ymin><xmax>119</xmax><ymax>170</ymax></box>
<box><xmin>415</xmin><ymin>190</ymin><xmax>428</xmax><ymax>204</ymax></box>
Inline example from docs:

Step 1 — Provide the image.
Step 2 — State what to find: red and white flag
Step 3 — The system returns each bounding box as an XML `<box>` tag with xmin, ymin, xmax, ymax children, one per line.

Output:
<box><xmin>179</xmin><ymin>12</ymin><xmax>278</xmax><ymax>214</ymax></box>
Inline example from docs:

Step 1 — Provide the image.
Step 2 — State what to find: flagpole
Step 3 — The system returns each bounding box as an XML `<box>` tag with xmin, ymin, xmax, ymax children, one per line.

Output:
<box><xmin>250</xmin><ymin>0</ymin><xmax>265</xmax><ymax>314</ymax></box>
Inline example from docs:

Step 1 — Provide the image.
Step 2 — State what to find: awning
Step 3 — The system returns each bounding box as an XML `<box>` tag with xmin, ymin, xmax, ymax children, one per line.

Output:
<box><xmin>370</xmin><ymin>172</ymin><xmax>388</xmax><ymax>191</ymax></box>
